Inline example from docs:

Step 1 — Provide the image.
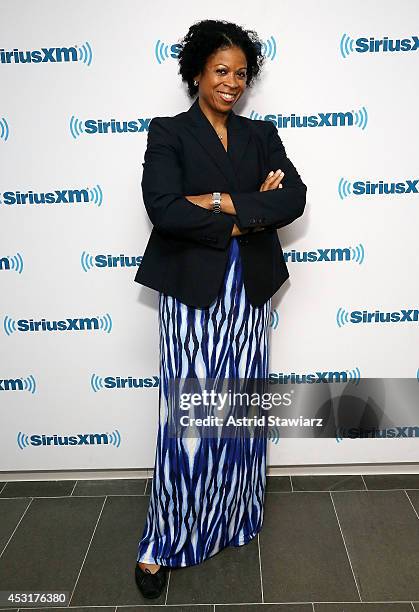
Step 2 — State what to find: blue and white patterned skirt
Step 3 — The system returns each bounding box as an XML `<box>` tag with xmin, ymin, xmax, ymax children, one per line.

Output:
<box><xmin>136</xmin><ymin>236</ymin><xmax>272</xmax><ymax>567</ymax></box>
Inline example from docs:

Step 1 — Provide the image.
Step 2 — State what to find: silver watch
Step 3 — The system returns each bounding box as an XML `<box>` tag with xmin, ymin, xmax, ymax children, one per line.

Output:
<box><xmin>212</xmin><ymin>192</ymin><xmax>221</xmax><ymax>213</ymax></box>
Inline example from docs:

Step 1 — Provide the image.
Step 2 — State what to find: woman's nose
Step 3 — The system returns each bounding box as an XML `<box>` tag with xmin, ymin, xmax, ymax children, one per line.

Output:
<box><xmin>224</xmin><ymin>74</ymin><xmax>239</xmax><ymax>88</ymax></box>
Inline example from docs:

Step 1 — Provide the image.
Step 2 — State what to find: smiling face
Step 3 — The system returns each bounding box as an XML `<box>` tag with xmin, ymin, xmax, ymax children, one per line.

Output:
<box><xmin>194</xmin><ymin>45</ymin><xmax>247</xmax><ymax>116</ymax></box>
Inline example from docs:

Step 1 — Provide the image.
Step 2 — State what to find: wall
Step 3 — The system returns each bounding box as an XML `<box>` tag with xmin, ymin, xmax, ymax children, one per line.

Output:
<box><xmin>1</xmin><ymin>0</ymin><xmax>418</xmax><ymax>472</ymax></box>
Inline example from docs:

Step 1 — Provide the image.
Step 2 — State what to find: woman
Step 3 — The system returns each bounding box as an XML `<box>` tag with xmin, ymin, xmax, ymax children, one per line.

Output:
<box><xmin>134</xmin><ymin>19</ymin><xmax>306</xmax><ymax>599</ymax></box>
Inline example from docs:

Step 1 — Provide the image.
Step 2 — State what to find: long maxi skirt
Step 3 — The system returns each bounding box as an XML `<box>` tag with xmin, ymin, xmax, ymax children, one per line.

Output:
<box><xmin>136</xmin><ymin>236</ymin><xmax>272</xmax><ymax>568</ymax></box>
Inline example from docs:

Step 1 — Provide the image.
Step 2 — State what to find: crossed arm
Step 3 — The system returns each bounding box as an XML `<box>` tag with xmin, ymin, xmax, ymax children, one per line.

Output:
<box><xmin>186</xmin><ymin>169</ymin><xmax>286</xmax><ymax>236</ymax></box>
<box><xmin>141</xmin><ymin>117</ymin><xmax>307</xmax><ymax>249</ymax></box>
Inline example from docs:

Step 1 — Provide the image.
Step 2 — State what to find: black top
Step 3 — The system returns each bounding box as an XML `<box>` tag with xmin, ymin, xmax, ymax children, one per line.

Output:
<box><xmin>134</xmin><ymin>97</ymin><xmax>307</xmax><ymax>308</ymax></box>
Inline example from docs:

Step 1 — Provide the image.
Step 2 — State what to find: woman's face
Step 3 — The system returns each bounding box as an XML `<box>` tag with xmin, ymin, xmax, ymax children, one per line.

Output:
<box><xmin>194</xmin><ymin>45</ymin><xmax>247</xmax><ymax>114</ymax></box>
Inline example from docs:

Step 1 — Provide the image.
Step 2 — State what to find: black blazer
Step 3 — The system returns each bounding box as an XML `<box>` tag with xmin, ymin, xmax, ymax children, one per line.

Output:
<box><xmin>134</xmin><ymin>97</ymin><xmax>307</xmax><ymax>308</ymax></box>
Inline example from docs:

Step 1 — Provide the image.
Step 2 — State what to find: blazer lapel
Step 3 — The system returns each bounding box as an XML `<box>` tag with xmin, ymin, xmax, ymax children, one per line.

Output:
<box><xmin>182</xmin><ymin>97</ymin><xmax>250</xmax><ymax>191</ymax></box>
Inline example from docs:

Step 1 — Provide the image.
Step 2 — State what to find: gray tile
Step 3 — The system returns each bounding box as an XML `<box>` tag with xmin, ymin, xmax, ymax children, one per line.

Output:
<box><xmin>363</xmin><ymin>473</ymin><xmax>419</xmax><ymax>490</ymax></box>
<box><xmin>266</xmin><ymin>476</ymin><xmax>292</xmax><ymax>492</ymax></box>
<box><xmin>291</xmin><ymin>475</ymin><xmax>365</xmax><ymax>492</ymax></box>
<box><xmin>407</xmin><ymin>489</ymin><xmax>419</xmax><ymax>513</ymax></box>
<box><xmin>167</xmin><ymin>536</ymin><xmax>262</xmax><ymax>605</ymax></box>
<box><xmin>144</xmin><ymin>479</ymin><xmax>152</xmax><ymax>495</ymax></box>
<box><xmin>405</xmin><ymin>490</ymin><xmax>419</xmax><ymax>512</ymax></box>
<box><xmin>0</xmin><ymin>497</ymin><xmax>31</xmax><ymax>551</ymax></box>
<box><xmin>17</xmin><ymin>609</ymin><xmax>114</xmax><ymax>612</ymax></box>
<box><xmin>315</xmin><ymin>604</ymin><xmax>413</xmax><ymax>611</ymax></box>
<box><xmin>0</xmin><ymin>480</ymin><xmax>75</xmax><ymax>498</ymax></box>
<box><xmin>332</xmin><ymin>489</ymin><xmax>419</xmax><ymax>600</ymax></box>
<box><xmin>123</xmin><ymin>607</ymin><xmax>212</xmax><ymax>611</ymax></box>
<box><xmin>0</xmin><ymin>496</ymin><xmax>104</xmax><ymax>592</ymax></box>
<box><xmin>260</xmin><ymin>492</ymin><xmax>359</xmax><ymax>602</ymax></box>
<box><xmin>72</xmin><ymin>479</ymin><xmax>147</xmax><ymax>496</ymax></box>
<box><xmin>217</xmin><ymin>605</ymin><xmax>312</xmax><ymax>610</ymax></box>
<box><xmin>69</xmin><ymin>495</ymin><xmax>158</xmax><ymax>606</ymax></box>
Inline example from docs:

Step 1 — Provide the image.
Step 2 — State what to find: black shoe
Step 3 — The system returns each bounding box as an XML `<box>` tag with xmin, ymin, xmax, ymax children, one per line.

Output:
<box><xmin>134</xmin><ymin>563</ymin><xmax>167</xmax><ymax>599</ymax></box>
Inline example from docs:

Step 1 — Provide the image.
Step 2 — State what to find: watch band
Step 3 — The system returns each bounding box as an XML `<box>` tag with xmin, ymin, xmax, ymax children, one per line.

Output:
<box><xmin>212</xmin><ymin>192</ymin><xmax>221</xmax><ymax>213</ymax></box>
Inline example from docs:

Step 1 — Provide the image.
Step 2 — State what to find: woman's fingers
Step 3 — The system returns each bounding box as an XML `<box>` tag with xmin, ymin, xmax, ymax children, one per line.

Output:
<box><xmin>260</xmin><ymin>170</ymin><xmax>285</xmax><ymax>191</ymax></box>
<box><xmin>266</xmin><ymin>170</ymin><xmax>284</xmax><ymax>187</ymax></box>
<box><xmin>271</xmin><ymin>173</ymin><xmax>284</xmax><ymax>188</ymax></box>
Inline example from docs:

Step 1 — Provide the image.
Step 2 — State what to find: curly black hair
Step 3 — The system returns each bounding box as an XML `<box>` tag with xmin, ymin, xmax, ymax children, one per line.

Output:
<box><xmin>177</xmin><ymin>19</ymin><xmax>266</xmax><ymax>98</ymax></box>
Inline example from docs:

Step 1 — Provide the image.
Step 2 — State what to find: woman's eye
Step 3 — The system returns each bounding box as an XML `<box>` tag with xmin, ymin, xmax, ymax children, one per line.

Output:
<box><xmin>215</xmin><ymin>68</ymin><xmax>247</xmax><ymax>78</ymax></box>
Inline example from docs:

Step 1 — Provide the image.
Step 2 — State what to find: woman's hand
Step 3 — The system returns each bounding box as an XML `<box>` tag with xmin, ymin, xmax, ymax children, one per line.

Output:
<box><xmin>186</xmin><ymin>171</ymin><xmax>285</xmax><ymax>211</ymax></box>
<box><xmin>231</xmin><ymin>223</ymin><xmax>250</xmax><ymax>237</ymax></box>
<box><xmin>251</xmin><ymin>170</ymin><xmax>285</xmax><ymax>233</ymax></box>
<box><xmin>185</xmin><ymin>195</ymin><xmax>248</xmax><ymax>237</ymax></box>
<box><xmin>186</xmin><ymin>173</ymin><xmax>285</xmax><ymax>235</ymax></box>
<box><xmin>259</xmin><ymin>169</ymin><xmax>284</xmax><ymax>192</ymax></box>
<box><xmin>185</xmin><ymin>194</ymin><xmax>211</xmax><ymax>209</ymax></box>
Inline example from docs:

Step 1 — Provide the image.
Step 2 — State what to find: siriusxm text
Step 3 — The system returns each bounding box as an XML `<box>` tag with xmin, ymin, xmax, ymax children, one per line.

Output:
<box><xmin>269</xmin><ymin>371</ymin><xmax>350</xmax><ymax>383</ymax></box>
<box><xmin>354</xmin><ymin>36</ymin><xmax>419</xmax><ymax>53</ymax></box>
<box><xmin>2</xmin><ymin>189</ymin><xmax>90</xmax><ymax>205</ymax></box>
<box><xmin>352</xmin><ymin>180</ymin><xmax>418</xmax><ymax>195</ymax></box>
<box><xmin>350</xmin><ymin>309</ymin><xmax>419</xmax><ymax>323</ymax></box>
<box><xmin>0</xmin><ymin>46</ymin><xmax>79</xmax><ymax>64</ymax></box>
<box><xmin>265</xmin><ymin>112</ymin><xmax>357</xmax><ymax>128</ymax></box>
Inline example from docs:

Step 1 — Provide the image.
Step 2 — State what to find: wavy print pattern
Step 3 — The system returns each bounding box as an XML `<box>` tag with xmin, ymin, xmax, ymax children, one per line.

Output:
<box><xmin>137</xmin><ymin>237</ymin><xmax>272</xmax><ymax>567</ymax></box>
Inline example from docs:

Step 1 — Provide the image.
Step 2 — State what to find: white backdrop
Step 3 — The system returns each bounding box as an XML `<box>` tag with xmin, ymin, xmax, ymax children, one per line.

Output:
<box><xmin>1</xmin><ymin>0</ymin><xmax>419</xmax><ymax>473</ymax></box>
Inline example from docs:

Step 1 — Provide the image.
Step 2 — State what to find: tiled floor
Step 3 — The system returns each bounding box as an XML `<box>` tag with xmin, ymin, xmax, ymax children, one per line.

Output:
<box><xmin>0</xmin><ymin>474</ymin><xmax>419</xmax><ymax>610</ymax></box>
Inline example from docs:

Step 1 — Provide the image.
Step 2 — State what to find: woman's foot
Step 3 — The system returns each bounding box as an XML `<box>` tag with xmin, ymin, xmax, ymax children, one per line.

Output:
<box><xmin>137</xmin><ymin>562</ymin><xmax>160</xmax><ymax>574</ymax></box>
<box><xmin>135</xmin><ymin>561</ymin><xmax>167</xmax><ymax>599</ymax></box>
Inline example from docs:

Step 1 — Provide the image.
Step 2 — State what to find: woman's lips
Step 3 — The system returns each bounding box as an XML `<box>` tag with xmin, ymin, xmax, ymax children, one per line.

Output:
<box><xmin>217</xmin><ymin>91</ymin><xmax>237</xmax><ymax>104</ymax></box>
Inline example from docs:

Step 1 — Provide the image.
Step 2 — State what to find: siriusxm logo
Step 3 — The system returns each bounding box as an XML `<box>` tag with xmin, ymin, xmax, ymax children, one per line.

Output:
<box><xmin>337</xmin><ymin>307</ymin><xmax>419</xmax><ymax>327</ymax></box>
<box><xmin>70</xmin><ymin>116</ymin><xmax>150</xmax><ymax>138</ymax></box>
<box><xmin>269</xmin><ymin>367</ymin><xmax>361</xmax><ymax>384</ymax></box>
<box><xmin>0</xmin><ymin>42</ymin><xmax>93</xmax><ymax>65</ymax></box>
<box><xmin>250</xmin><ymin>107</ymin><xmax>368</xmax><ymax>129</ymax></box>
<box><xmin>339</xmin><ymin>177</ymin><xmax>418</xmax><ymax>199</ymax></box>
<box><xmin>154</xmin><ymin>41</ymin><xmax>182</xmax><ymax>63</ymax></box>
<box><xmin>336</xmin><ymin>426</ymin><xmax>419</xmax><ymax>441</ymax></box>
<box><xmin>0</xmin><ymin>185</ymin><xmax>103</xmax><ymax>206</ymax></box>
<box><xmin>268</xmin><ymin>427</ymin><xmax>281</xmax><ymax>445</ymax></box>
<box><xmin>340</xmin><ymin>33</ymin><xmax>419</xmax><ymax>58</ymax></box>
<box><xmin>154</xmin><ymin>35</ymin><xmax>277</xmax><ymax>63</ymax></box>
<box><xmin>81</xmin><ymin>251</ymin><xmax>142</xmax><ymax>271</ymax></box>
<box><xmin>17</xmin><ymin>430</ymin><xmax>121</xmax><ymax>449</ymax></box>
<box><xmin>270</xmin><ymin>309</ymin><xmax>279</xmax><ymax>330</ymax></box>
<box><xmin>0</xmin><ymin>117</ymin><xmax>9</xmax><ymax>141</ymax></box>
<box><xmin>91</xmin><ymin>374</ymin><xmax>159</xmax><ymax>391</ymax></box>
<box><xmin>0</xmin><ymin>252</ymin><xmax>24</xmax><ymax>273</ymax></box>
<box><xmin>1</xmin><ymin>375</ymin><xmax>36</xmax><ymax>393</ymax></box>
<box><xmin>284</xmin><ymin>244</ymin><xmax>364</xmax><ymax>265</ymax></box>
<box><xmin>3</xmin><ymin>313</ymin><xmax>112</xmax><ymax>335</ymax></box>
